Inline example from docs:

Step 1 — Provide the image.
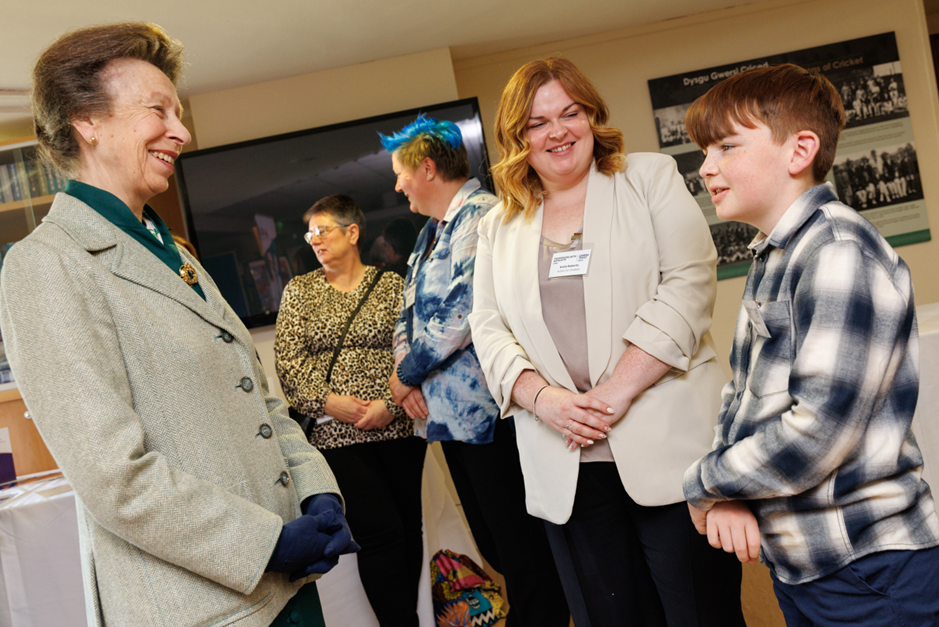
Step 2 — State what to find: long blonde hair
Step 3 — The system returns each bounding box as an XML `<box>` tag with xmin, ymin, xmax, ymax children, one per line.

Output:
<box><xmin>492</xmin><ymin>57</ymin><xmax>625</xmax><ymax>222</ymax></box>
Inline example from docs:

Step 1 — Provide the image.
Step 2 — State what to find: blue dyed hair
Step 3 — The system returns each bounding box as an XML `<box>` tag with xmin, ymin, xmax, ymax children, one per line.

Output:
<box><xmin>379</xmin><ymin>114</ymin><xmax>470</xmax><ymax>181</ymax></box>
<box><xmin>379</xmin><ymin>113</ymin><xmax>463</xmax><ymax>152</ymax></box>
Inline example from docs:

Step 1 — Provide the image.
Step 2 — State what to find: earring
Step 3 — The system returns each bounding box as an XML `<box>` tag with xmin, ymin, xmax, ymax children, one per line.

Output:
<box><xmin>90</xmin><ymin>137</ymin><xmax>98</xmax><ymax>145</ymax></box>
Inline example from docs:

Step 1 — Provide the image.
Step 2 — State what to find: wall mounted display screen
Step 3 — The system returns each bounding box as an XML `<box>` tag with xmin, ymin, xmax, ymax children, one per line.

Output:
<box><xmin>176</xmin><ymin>98</ymin><xmax>492</xmax><ymax>328</ymax></box>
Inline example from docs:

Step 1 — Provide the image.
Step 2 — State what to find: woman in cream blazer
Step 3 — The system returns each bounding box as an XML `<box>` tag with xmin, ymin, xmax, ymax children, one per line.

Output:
<box><xmin>469</xmin><ymin>57</ymin><xmax>745</xmax><ymax>627</ymax></box>
<box><xmin>473</xmin><ymin>156</ymin><xmax>724</xmax><ymax>521</ymax></box>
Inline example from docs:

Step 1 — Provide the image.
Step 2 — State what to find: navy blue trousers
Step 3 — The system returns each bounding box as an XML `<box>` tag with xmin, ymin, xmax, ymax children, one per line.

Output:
<box><xmin>771</xmin><ymin>544</ymin><xmax>939</xmax><ymax>626</ymax></box>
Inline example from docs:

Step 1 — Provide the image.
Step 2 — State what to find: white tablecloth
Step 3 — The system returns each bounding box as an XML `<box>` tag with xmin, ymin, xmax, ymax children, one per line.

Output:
<box><xmin>0</xmin><ymin>477</ymin><xmax>84</xmax><ymax>627</ymax></box>
<box><xmin>913</xmin><ymin>302</ymin><xmax>939</xmax><ymax>511</ymax></box>
<box><xmin>0</xmin><ymin>446</ymin><xmax>477</xmax><ymax>627</ymax></box>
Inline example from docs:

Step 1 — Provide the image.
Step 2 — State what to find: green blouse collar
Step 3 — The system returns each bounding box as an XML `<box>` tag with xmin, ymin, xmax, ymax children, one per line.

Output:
<box><xmin>64</xmin><ymin>180</ymin><xmax>205</xmax><ymax>300</ymax></box>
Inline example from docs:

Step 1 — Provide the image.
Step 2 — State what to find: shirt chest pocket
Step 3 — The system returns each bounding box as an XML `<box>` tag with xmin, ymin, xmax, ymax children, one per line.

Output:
<box><xmin>747</xmin><ymin>300</ymin><xmax>793</xmax><ymax>398</ymax></box>
<box><xmin>419</xmin><ymin>248</ymin><xmax>452</xmax><ymax>292</ymax></box>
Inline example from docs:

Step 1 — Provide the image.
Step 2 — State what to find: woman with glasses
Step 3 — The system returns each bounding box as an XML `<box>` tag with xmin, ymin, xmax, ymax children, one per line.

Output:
<box><xmin>275</xmin><ymin>194</ymin><xmax>427</xmax><ymax>627</ymax></box>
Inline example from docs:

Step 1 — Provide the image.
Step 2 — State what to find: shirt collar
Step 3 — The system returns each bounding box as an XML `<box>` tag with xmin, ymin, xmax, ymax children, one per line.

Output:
<box><xmin>62</xmin><ymin>179</ymin><xmax>205</xmax><ymax>300</ymax></box>
<box><xmin>441</xmin><ymin>178</ymin><xmax>482</xmax><ymax>223</ymax></box>
<box><xmin>750</xmin><ymin>182</ymin><xmax>839</xmax><ymax>254</ymax></box>
<box><xmin>64</xmin><ymin>180</ymin><xmax>163</xmax><ymax>233</ymax></box>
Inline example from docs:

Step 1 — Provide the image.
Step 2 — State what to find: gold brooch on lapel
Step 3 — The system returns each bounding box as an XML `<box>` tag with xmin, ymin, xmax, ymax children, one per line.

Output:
<box><xmin>179</xmin><ymin>262</ymin><xmax>199</xmax><ymax>286</ymax></box>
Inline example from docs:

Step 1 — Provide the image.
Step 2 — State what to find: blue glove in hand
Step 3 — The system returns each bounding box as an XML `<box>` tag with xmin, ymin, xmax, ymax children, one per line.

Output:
<box><xmin>296</xmin><ymin>494</ymin><xmax>360</xmax><ymax>580</ymax></box>
<box><xmin>267</xmin><ymin>494</ymin><xmax>360</xmax><ymax>581</ymax></box>
<box><xmin>301</xmin><ymin>493</ymin><xmax>343</xmax><ymax>518</ymax></box>
<box><xmin>301</xmin><ymin>493</ymin><xmax>360</xmax><ymax>557</ymax></box>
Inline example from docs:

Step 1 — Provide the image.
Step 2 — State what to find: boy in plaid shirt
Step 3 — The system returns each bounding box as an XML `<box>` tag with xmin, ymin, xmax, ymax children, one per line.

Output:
<box><xmin>682</xmin><ymin>64</ymin><xmax>939</xmax><ymax>626</ymax></box>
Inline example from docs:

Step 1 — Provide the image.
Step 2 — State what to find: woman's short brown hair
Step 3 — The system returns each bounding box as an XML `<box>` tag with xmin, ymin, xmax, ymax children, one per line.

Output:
<box><xmin>31</xmin><ymin>22</ymin><xmax>184</xmax><ymax>177</ymax></box>
<box><xmin>685</xmin><ymin>64</ymin><xmax>846</xmax><ymax>182</ymax></box>
<box><xmin>492</xmin><ymin>57</ymin><xmax>625</xmax><ymax>222</ymax></box>
<box><xmin>303</xmin><ymin>194</ymin><xmax>366</xmax><ymax>251</ymax></box>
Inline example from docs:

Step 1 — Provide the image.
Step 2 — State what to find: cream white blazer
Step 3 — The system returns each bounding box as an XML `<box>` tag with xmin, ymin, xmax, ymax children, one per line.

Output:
<box><xmin>469</xmin><ymin>153</ymin><xmax>726</xmax><ymax>524</ymax></box>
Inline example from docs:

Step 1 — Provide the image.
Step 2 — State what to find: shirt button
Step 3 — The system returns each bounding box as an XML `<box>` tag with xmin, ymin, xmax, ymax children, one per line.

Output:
<box><xmin>278</xmin><ymin>471</ymin><xmax>290</xmax><ymax>486</ymax></box>
<box><xmin>259</xmin><ymin>423</ymin><xmax>273</xmax><ymax>439</ymax></box>
<box><xmin>289</xmin><ymin>610</ymin><xmax>301</xmax><ymax>624</ymax></box>
<box><xmin>239</xmin><ymin>377</ymin><xmax>254</xmax><ymax>392</ymax></box>
<box><xmin>221</xmin><ymin>331</ymin><xmax>234</xmax><ymax>343</ymax></box>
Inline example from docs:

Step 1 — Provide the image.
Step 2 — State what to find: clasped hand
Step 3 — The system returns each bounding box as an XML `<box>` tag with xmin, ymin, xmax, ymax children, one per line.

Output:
<box><xmin>687</xmin><ymin>501</ymin><xmax>761</xmax><ymax>563</ymax></box>
<box><xmin>536</xmin><ymin>387</ymin><xmax>614</xmax><ymax>450</ymax></box>
<box><xmin>325</xmin><ymin>394</ymin><xmax>393</xmax><ymax>430</ymax></box>
<box><xmin>267</xmin><ymin>493</ymin><xmax>361</xmax><ymax>581</ymax></box>
<box><xmin>389</xmin><ymin>371</ymin><xmax>429</xmax><ymax>420</ymax></box>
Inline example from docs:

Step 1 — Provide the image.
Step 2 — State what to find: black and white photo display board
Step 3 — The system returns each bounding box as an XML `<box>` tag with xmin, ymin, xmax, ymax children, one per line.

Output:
<box><xmin>648</xmin><ymin>33</ymin><xmax>930</xmax><ymax>279</ymax></box>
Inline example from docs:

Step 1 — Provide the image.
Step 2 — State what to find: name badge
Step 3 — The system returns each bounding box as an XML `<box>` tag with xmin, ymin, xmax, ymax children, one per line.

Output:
<box><xmin>743</xmin><ymin>300</ymin><xmax>771</xmax><ymax>338</ymax></box>
<box><xmin>548</xmin><ymin>249</ymin><xmax>592</xmax><ymax>278</ymax></box>
<box><xmin>405</xmin><ymin>282</ymin><xmax>416</xmax><ymax>309</ymax></box>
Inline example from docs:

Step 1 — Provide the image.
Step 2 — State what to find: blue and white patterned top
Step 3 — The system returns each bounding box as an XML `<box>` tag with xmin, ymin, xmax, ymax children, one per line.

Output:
<box><xmin>394</xmin><ymin>179</ymin><xmax>500</xmax><ymax>444</ymax></box>
<box><xmin>683</xmin><ymin>183</ymin><xmax>939</xmax><ymax>584</ymax></box>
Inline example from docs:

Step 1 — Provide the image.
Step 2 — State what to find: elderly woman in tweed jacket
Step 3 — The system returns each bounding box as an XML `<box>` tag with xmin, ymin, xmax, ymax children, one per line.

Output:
<box><xmin>0</xmin><ymin>23</ymin><xmax>356</xmax><ymax>627</ymax></box>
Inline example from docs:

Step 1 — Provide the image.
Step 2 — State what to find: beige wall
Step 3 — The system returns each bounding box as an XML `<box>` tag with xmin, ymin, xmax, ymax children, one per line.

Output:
<box><xmin>186</xmin><ymin>47</ymin><xmax>460</xmax><ymax>395</ymax></box>
<box><xmin>189</xmin><ymin>47</ymin><xmax>458</xmax><ymax>149</ymax></box>
<box><xmin>454</xmin><ymin>0</ymin><xmax>939</xmax><ymax>371</ymax></box>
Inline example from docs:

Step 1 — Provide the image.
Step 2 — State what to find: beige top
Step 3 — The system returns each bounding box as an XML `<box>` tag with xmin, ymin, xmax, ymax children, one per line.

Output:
<box><xmin>538</xmin><ymin>232</ymin><xmax>613</xmax><ymax>462</ymax></box>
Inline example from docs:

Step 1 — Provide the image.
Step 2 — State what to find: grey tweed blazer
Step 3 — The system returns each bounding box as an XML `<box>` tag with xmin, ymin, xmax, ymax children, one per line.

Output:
<box><xmin>0</xmin><ymin>193</ymin><xmax>340</xmax><ymax>627</ymax></box>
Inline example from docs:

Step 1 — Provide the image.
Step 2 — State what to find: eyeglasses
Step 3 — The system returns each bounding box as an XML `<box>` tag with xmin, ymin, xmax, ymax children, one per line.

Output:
<box><xmin>304</xmin><ymin>224</ymin><xmax>346</xmax><ymax>244</ymax></box>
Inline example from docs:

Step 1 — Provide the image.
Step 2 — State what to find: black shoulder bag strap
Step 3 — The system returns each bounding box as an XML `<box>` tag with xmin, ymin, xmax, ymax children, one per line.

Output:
<box><xmin>325</xmin><ymin>269</ymin><xmax>385</xmax><ymax>384</ymax></box>
<box><xmin>292</xmin><ymin>269</ymin><xmax>386</xmax><ymax>438</ymax></box>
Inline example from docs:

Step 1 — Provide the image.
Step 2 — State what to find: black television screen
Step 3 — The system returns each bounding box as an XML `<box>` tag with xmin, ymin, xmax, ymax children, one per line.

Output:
<box><xmin>176</xmin><ymin>97</ymin><xmax>492</xmax><ymax>329</ymax></box>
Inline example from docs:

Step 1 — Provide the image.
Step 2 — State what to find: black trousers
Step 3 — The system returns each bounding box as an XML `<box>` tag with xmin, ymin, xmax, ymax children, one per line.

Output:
<box><xmin>321</xmin><ymin>436</ymin><xmax>427</xmax><ymax>627</ymax></box>
<box><xmin>440</xmin><ymin>418</ymin><xmax>570</xmax><ymax>627</ymax></box>
<box><xmin>544</xmin><ymin>462</ymin><xmax>746</xmax><ymax>627</ymax></box>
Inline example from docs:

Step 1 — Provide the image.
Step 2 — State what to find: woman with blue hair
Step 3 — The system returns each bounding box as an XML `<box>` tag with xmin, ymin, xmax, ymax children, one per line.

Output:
<box><xmin>381</xmin><ymin>116</ymin><xmax>570</xmax><ymax>627</ymax></box>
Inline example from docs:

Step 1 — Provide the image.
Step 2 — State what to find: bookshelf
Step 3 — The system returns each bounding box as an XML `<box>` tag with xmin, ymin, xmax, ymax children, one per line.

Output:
<box><xmin>0</xmin><ymin>137</ymin><xmax>63</xmax><ymax>249</ymax></box>
<box><xmin>1</xmin><ymin>137</ymin><xmax>64</xmax><ymax>392</ymax></box>
<box><xmin>0</xmin><ymin>138</ymin><xmax>62</xmax><ymax>475</ymax></box>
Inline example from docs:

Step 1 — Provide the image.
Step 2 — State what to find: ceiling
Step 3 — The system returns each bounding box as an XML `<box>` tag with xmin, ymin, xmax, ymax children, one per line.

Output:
<box><xmin>0</xmin><ymin>0</ymin><xmax>763</xmax><ymax>129</ymax></box>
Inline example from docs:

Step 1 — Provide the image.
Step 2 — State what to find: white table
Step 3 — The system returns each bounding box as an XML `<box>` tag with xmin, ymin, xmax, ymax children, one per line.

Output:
<box><xmin>913</xmin><ymin>302</ymin><xmax>939</xmax><ymax>511</ymax></box>
<box><xmin>0</xmin><ymin>477</ymin><xmax>84</xmax><ymax>627</ymax></box>
<box><xmin>0</xmin><ymin>446</ymin><xmax>479</xmax><ymax>627</ymax></box>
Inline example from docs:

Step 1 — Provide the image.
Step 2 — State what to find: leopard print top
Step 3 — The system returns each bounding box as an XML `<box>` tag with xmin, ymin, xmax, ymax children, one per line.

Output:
<box><xmin>274</xmin><ymin>266</ymin><xmax>412</xmax><ymax>449</ymax></box>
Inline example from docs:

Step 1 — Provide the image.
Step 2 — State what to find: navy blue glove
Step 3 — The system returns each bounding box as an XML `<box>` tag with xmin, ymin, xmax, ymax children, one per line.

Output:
<box><xmin>295</xmin><ymin>494</ymin><xmax>359</xmax><ymax>580</ymax></box>
<box><xmin>301</xmin><ymin>493</ymin><xmax>343</xmax><ymax>517</ymax></box>
<box><xmin>267</xmin><ymin>494</ymin><xmax>360</xmax><ymax>581</ymax></box>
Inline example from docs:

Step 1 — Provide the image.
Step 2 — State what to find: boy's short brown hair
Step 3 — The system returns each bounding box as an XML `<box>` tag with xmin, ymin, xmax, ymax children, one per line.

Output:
<box><xmin>685</xmin><ymin>63</ymin><xmax>846</xmax><ymax>182</ymax></box>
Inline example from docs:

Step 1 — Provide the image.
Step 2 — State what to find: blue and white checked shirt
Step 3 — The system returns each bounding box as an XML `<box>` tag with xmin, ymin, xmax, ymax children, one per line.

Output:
<box><xmin>684</xmin><ymin>183</ymin><xmax>939</xmax><ymax>584</ymax></box>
